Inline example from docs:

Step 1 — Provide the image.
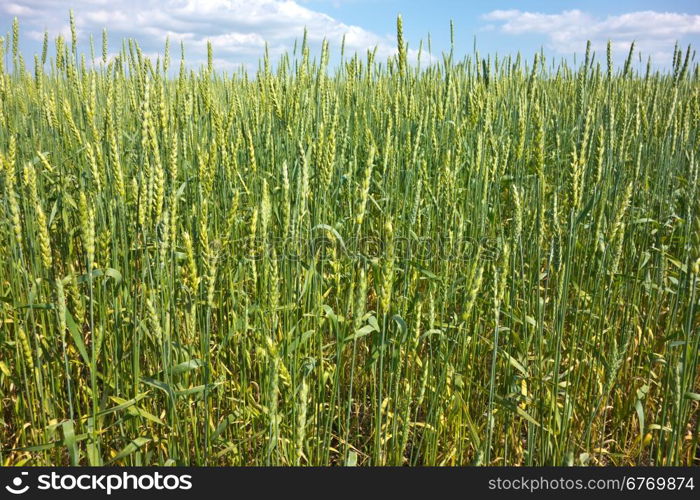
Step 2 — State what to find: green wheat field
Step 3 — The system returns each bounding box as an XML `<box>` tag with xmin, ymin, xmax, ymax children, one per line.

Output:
<box><xmin>0</xmin><ymin>14</ymin><xmax>698</xmax><ymax>466</ymax></box>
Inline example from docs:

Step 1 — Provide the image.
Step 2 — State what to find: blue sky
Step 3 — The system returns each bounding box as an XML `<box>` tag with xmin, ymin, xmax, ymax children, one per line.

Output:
<box><xmin>306</xmin><ymin>1</ymin><xmax>700</xmax><ymax>63</ymax></box>
<box><xmin>2</xmin><ymin>1</ymin><xmax>699</xmax><ymax>72</ymax></box>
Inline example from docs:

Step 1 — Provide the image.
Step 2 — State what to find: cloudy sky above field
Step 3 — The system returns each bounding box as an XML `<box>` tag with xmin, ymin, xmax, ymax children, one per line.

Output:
<box><xmin>1</xmin><ymin>0</ymin><xmax>699</xmax><ymax>72</ymax></box>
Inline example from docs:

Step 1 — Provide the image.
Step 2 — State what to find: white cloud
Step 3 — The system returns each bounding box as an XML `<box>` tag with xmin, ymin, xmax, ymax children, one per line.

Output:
<box><xmin>4</xmin><ymin>2</ymin><xmax>38</xmax><ymax>16</ymax></box>
<box><xmin>2</xmin><ymin>0</ymin><xmax>405</xmax><ymax>71</ymax></box>
<box><xmin>483</xmin><ymin>9</ymin><xmax>700</xmax><ymax>64</ymax></box>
